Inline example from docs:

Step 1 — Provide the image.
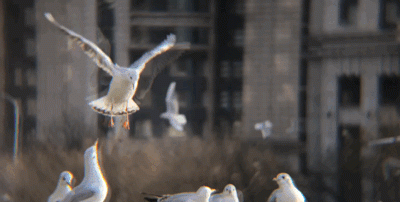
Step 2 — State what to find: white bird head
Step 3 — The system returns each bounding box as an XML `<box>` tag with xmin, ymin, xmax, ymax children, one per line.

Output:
<box><xmin>222</xmin><ymin>184</ymin><xmax>238</xmax><ymax>196</ymax></box>
<box><xmin>59</xmin><ymin>171</ymin><xmax>74</xmax><ymax>187</ymax></box>
<box><xmin>273</xmin><ymin>173</ymin><xmax>294</xmax><ymax>187</ymax></box>
<box><xmin>84</xmin><ymin>139</ymin><xmax>99</xmax><ymax>162</ymax></box>
<box><xmin>127</xmin><ymin>71</ymin><xmax>139</xmax><ymax>83</ymax></box>
<box><xmin>197</xmin><ymin>186</ymin><xmax>217</xmax><ymax>198</ymax></box>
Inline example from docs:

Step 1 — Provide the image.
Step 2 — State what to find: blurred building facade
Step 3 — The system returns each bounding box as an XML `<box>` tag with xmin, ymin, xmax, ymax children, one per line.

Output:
<box><xmin>306</xmin><ymin>0</ymin><xmax>400</xmax><ymax>202</ymax></box>
<box><xmin>1</xmin><ymin>0</ymin><xmax>400</xmax><ymax>201</ymax></box>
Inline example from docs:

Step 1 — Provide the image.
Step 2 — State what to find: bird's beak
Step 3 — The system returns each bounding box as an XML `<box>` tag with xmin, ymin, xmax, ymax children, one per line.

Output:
<box><xmin>211</xmin><ymin>189</ymin><xmax>217</xmax><ymax>194</ymax></box>
<box><xmin>273</xmin><ymin>177</ymin><xmax>277</xmax><ymax>181</ymax></box>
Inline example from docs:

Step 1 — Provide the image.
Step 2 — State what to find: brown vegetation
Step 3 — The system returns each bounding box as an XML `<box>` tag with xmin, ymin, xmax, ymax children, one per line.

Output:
<box><xmin>0</xmin><ymin>136</ymin><xmax>292</xmax><ymax>202</ymax></box>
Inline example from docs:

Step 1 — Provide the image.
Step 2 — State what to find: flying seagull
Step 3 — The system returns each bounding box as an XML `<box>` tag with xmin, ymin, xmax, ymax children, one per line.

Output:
<box><xmin>254</xmin><ymin>120</ymin><xmax>273</xmax><ymax>139</ymax></box>
<box><xmin>44</xmin><ymin>12</ymin><xmax>190</xmax><ymax>129</ymax></box>
<box><xmin>48</xmin><ymin>171</ymin><xmax>75</xmax><ymax>202</ymax></box>
<box><xmin>60</xmin><ymin>140</ymin><xmax>108</xmax><ymax>202</ymax></box>
<box><xmin>267</xmin><ymin>173</ymin><xmax>305</xmax><ymax>202</ymax></box>
<box><xmin>142</xmin><ymin>186</ymin><xmax>216</xmax><ymax>202</ymax></box>
<box><xmin>160</xmin><ymin>82</ymin><xmax>187</xmax><ymax>131</ymax></box>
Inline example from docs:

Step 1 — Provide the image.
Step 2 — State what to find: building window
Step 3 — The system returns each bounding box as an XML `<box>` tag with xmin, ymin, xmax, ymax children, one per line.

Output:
<box><xmin>339</xmin><ymin>76</ymin><xmax>360</xmax><ymax>107</ymax></box>
<box><xmin>339</xmin><ymin>0</ymin><xmax>358</xmax><ymax>25</ymax></box>
<box><xmin>233</xmin><ymin>0</ymin><xmax>244</xmax><ymax>14</ymax></box>
<box><xmin>220</xmin><ymin>91</ymin><xmax>230</xmax><ymax>110</ymax></box>
<box><xmin>380</xmin><ymin>0</ymin><xmax>400</xmax><ymax>30</ymax></box>
<box><xmin>232</xmin><ymin>61</ymin><xmax>242</xmax><ymax>78</ymax></box>
<box><xmin>380</xmin><ymin>76</ymin><xmax>400</xmax><ymax>105</ymax></box>
<box><xmin>130</xmin><ymin>0</ymin><xmax>210</xmax><ymax>12</ymax></box>
<box><xmin>220</xmin><ymin>60</ymin><xmax>231</xmax><ymax>78</ymax></box>
<box><xmin>232</xmin><ymin>91</ymin><xmax>242</xmax><ymax>116</ymax></box>
<box><xmin>233</xmin><ymin>29</ymin><xmax>244</xmax><ymax>47</ymax></box>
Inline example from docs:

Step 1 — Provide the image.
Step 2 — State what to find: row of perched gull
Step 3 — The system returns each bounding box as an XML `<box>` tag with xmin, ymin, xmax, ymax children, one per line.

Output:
<box><xmin>43</xmin><ymin>13</ymin><xmax>305</xmax><ymax>201</ymax></box>
<box><xmin>48</xmin><ymin>140</ymin><xmax>305</xmax><ymax>202</ymax></box>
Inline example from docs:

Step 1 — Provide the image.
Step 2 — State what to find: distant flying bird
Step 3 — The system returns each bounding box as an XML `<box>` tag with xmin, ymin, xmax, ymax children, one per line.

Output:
<box><xmin>48</xmin><ymin>171</ymin><xmax>75</xmax><ymax>202</ymax></box>
<box><xmin>267</xmin><ymin>173</ymin><xmax>305</xmax><ymax>202</ymax></box>
<box><xmin>160</xmin><ymin>82</ymin><xmax>187</xmax><ymax>131</ymax></box>
<box><xmin>210</xmin><ymin>184</ymin><xmax>239</xmax><ymax>202</ymax></box>
<box><xmin>142</xmin><ymin>186</ymin><xmax>216</xmax><ymax>202</ymax></box>
<box><xmin>254</xmin><ymin>120</ymin><xmax>273</xmax><ymax>139</ymax></box>
<box><xmin>60</xmin><ymin>140</ymin><xmax>108</xmax><ymax>202</ymax></box>
<box><xmin>44</xmin><ymin>12</ymin><xmax>190</xmax><ymax>129</ymax></box>
<box><xmin>368</xmin><ymin>136</ymin><xmax>400</xmax><ymax>147</ymax></box>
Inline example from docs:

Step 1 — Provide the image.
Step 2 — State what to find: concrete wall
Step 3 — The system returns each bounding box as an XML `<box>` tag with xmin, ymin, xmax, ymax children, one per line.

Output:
<box><xmin>35</xmin><ymin>0</ymin><xmax>98</xmax><ymax>144</ymax></box>
<box><xmin>243</xmin><ymin>0</ymin><xmax>302</xmax><ymax>141</ymax></box>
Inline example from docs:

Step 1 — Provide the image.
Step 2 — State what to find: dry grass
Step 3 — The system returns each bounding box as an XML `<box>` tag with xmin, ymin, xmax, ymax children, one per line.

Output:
<box><xmin>0</xmin><ymin>136</ymin><xmax>287</xmax><ymax>202</ymax></box>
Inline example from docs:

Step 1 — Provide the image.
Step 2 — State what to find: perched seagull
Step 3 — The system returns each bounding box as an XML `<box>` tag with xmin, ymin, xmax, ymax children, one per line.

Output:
<box><xmin>60</xmin><ymin>140</ymin><xmax>108</xmax><ymax>202</ymax></box>
<box><xmin>254</xmin><ymin>120</ymin><xmax>273</xmax><ymax>139</ymax></box>
<box><xmin>210</xmin><ymin>184</ymin><xmax>239</xmax><ymax>202</ymax></box>
<box><xmin>267</xmin><ymin>173</ymin><xmax>305</xmax><ymax>202</ymax></box>
<box><xmin>44</xmin><ymin>12</ymin><xmax>190</xmax><ymax>129</ymax></box>
<box><xmin>160</xmin><ymin>82</ymin><xmax>187</xmax><ymax>131</ymax></box>
<box><xmin>48</xmin><ymin>171</ymin><xmax>75</xmax><ymax>202</ymax></box>
<box><xmin>142</xmin><ymin>186</ymin><xmax>216</xmax><ymax>202</ymax></box>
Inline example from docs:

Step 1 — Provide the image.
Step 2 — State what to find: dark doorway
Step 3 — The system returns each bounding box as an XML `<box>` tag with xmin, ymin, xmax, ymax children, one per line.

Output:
<box><xmin>339</xmin><ymin>125</ymin><xmax>362</xmax><ymax>202</ymax></box>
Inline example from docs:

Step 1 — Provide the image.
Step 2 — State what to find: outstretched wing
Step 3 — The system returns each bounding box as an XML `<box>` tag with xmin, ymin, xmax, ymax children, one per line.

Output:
<box><xmin>166</xmin><ymin>82</ymin><xmax>179</xmax><ymax>114</ymax></box>
<box><xmin>134</xmin><ymin>42</ymin><xmax>190</xmax><ymax>101</ymax></box>
<box><xmin>130</xmin><ymin>34</ymin><xmax>176</xmax><ymax>72</ymax></box>
<box><xmin>44</xmin><ymin>13</ymin><xmax>115</xmax><ymax>76</ymax></box>
<box><xmin>96</xmin><ymin>27</ymin><xmax>112</xmax><ymax>57</ymax></box>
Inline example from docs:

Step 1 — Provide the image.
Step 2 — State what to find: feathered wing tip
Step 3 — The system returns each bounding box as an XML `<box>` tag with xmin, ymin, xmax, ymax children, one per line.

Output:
<box><xmin>166</xmin><ymin>81</ymin><xmax>177</xmax><ymax>101</ymax></box>
<box><xmin>89</xmin><ymin>96</ymin><xmax>139</xmax><ymax>115</ymax></box>
<box><xmin>44</xmin><ymin>12</ymin><xmax>56</xmax><ymax>23</ymax></box>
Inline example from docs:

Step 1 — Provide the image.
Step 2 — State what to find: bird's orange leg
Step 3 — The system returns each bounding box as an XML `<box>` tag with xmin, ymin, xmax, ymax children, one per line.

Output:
<box><xmin>123</xmin><ymin>102</ymin><xmax>130</xmax><ymax>130</ymax></box>
<box><xmin>109</xmin><ymin>103</ymin><xmax>114</xmax><ymax>127</ymax></box>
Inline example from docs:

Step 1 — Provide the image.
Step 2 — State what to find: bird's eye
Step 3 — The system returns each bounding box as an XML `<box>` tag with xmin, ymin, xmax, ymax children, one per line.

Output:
<box><xmin>130</xmin><ymin>76</ymin><xmax>133</xmax><ymax>80</ymax></box>
<box><xmin>282</xmin><ymin>176</ymin><xmax>285</xmax><ymax>179</ymax></box>
<box><xmin>62</xmin><ymin>177</ymin><xmax>66</xmax><ymax>181</ymax></box>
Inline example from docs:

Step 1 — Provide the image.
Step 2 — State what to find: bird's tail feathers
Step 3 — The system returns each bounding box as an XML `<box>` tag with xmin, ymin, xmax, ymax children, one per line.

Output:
<box><xmin>174</xmin><ymin>114</ymin><xmax>187</xmax><ymax>125</ymax></box>
<box><xmin>89</xmin><ymin>96</ymin><xmax>139</xmax><ymax>115</ymax></box>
